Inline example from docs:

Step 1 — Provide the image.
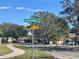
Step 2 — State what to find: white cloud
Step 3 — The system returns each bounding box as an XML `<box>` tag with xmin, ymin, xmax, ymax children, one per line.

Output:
<box><xmin>0</xmin><ymin>6</ymin><xmax>12</xmax><ymax>9</ymax></box>
<box><xmin>27</xmin><ymin>8</ymin><xmax>33</xmax><ymax>12</ymax></box>
<box><xmin>16</xmin><ymin>7</ymin><xmax>25</xmax><ymax>10</ymax></box>
<box><xmin>0</xmin><ymin>6</ymin><xmax>45</xmax><ymax>12</ymax></box>
<box><xmin>26</xmin><ymin>8</ymin><xmax>43</xmax><ymax>12</ymax></box>
<box><xmin>35</xmin><ymin>9</ymin><xmax>43</xmax><ymax>12</ymax></box>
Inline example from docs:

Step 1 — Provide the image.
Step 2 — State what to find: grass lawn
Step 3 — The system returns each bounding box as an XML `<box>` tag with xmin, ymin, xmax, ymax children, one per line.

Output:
<box><xmin>0</xmin><ymin>44</ymin><xmax>12</xmax><ymax>56</ymax></box>
<box><xmin>11</xmin><ymin>44</ymin><xmax>54</xmax><ymax>59</ymax></box>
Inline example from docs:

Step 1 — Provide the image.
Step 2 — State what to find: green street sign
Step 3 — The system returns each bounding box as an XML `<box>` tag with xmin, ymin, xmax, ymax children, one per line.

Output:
<box><xmin>24</xmin><ymin>18</ymin><xmax>41</xmax><ymax>23</ymax></box>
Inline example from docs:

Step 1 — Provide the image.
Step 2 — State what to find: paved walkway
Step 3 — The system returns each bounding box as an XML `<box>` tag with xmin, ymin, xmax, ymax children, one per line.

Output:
<box><xmin>0</xmin><ymin>44</ymin><xmax>25</xmax><ymax>59</ymax></box>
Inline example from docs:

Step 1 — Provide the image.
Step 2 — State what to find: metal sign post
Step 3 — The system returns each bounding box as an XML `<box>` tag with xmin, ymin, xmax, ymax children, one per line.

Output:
<box><xmin>24</xmin><ymin>18</ymin><xmax>41</xmax><ymax>59</ymax></box>
<box><xmin>32</xmin><ymin>30</ymin><xmax>34</xmax><ymax>59</ymax></box>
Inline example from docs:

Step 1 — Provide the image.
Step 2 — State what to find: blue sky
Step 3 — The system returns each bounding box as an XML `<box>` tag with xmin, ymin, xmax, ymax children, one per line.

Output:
<box><xmin>0</xmin><ymin>0</ymin><xmax>61</xmax><ymax>25</ymax></box>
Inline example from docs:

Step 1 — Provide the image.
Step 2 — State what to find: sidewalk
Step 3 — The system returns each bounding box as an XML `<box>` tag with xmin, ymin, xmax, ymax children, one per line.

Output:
<box><xmin>0</xmin><ymin>44</ymin><xmax>25</xmax><ymax>59</ymax></box>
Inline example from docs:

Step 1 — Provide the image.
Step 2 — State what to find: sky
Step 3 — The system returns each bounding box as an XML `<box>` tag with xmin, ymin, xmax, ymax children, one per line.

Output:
<box><xmin>0</xmin><ymin>0</ymin><xmax>61</xmax><ymax>25</ymax></box>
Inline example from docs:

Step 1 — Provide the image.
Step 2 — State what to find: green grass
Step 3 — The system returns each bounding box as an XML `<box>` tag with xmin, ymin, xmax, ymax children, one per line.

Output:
<box><xmin>11</xmin><ymin>44</ymin><xmax>54</xmax><ymax>59</ymax></box>
<box><xmin>0</xmin><ymin>44</ymin><xmax>12</xmax><ymax>56</ymax></box>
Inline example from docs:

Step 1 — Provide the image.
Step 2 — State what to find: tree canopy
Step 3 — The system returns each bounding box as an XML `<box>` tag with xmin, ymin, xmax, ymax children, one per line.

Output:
<box><xmin>61</xmin><ymin>0</ymin><xmax>79</xmax><ymax>33</ymax></box>
<box><xmin>31</xmin><ymin>11</ymin><xmax>69</xmax><ymax>43</ymax></box>
<box><xmin>0</xmin><ymin>23</ymin><xmax>28</xmax><ymax>38</ymax></box>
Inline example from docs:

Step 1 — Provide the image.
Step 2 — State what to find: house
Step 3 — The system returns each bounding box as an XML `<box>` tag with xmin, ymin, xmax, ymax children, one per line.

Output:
<box><xmin>0</xmin><ymin>37</ymin><xmax>2</xmax><ymax>44</ymax></box>
<box><xmin>8</xmin><ymin>37</ymin><xmax>13</xmax><ymax>43</ymax></box>
<box><xmin>65</xmin><ymin>33</ymin><xmax>77</xmax><ymax>45</ymax></box>
<box><xmin>0</xmin><ymin>37</ymin><xmax>4</xmax><ymax>44</ymax></box>
<box><xmin>17</xmin><ymin>37</ymin><xmax>29</xmax><ymax>43</ymax></box>
<box><xmin>69</xmin><ymin>33</ymin><xmax>76</xmax><ymax>39</ymax></box>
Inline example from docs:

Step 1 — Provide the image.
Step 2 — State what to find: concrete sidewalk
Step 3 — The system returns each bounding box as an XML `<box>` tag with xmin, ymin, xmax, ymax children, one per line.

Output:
<box><xmin>0</xmin><ymin>44</ymin><xmax>25</xmax><ymax>59</ymax></box>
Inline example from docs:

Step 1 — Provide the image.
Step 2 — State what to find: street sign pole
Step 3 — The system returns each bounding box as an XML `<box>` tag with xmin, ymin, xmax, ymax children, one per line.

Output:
<box><xmin>32</xmin><ymin>29</ymin><xmax>34</xmax><ymax>59</ymax></box>
<box><xmin>24</xmin><ymin>18</ymin><xmax>41</xmax><ymax>59</ymax></box>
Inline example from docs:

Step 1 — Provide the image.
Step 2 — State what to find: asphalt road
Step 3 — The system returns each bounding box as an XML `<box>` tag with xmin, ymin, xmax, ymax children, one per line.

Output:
<box><xmin>35</xmin><ymin>46</ymin><xmax>79</xmax><ymax>59</ymax></box>
<box><xmin>23</xmin><ymin>44</ymin><xmax>79</xmax><ymax>59</ymax></box>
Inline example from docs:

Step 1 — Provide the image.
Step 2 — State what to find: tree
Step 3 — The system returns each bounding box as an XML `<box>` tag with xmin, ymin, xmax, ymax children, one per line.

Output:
<box><xmin>0</xmin><ymin>24</ymin><xmax>4</xmax><ymax>37</ymax></box>
<box><xmin>60</xmin><ymin>0</ymin><xmax>79</xmax><ymax>29</ymax></box>
<box><xmin>31</xmin><ymin>11</ymin><xmax>69</xmax><ymax>44</ymax></box>
<box><xmin>60</xmin><ymin>0</ymin><xmax>79</xmax><ymax>46</ymax></box>
<box><xmin>0</xmin><ymin>23</ymin><xmax>28</xmax><ymax>43</ymax></box>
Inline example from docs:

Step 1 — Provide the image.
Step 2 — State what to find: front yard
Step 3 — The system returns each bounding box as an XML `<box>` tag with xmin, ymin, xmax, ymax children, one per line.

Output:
<box><xmin>0</xmin><ymin>44</ymin><xmax>12</xmax><ymax>56</ymax></box>
<box><xmin>11</xmin><ymin>44</ymin><xmax>54</xmax><ymax>59</ymax></box>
